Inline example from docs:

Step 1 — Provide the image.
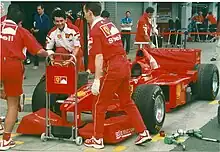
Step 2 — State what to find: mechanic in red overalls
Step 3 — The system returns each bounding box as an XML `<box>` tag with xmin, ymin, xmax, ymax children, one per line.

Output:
<box><xmin>83</xmin><ymin>2</ymin><xmax>152</xmax><ymax>149</ymax></box>
<box><xmin>46</xmin><ymin>8</ymin><xmax>84</xmax><ymax>71</ymax></box>
<box><xmin>135</xmin><ymin>7</ymin><xmax>159</xmax><ymax>69</ymax></box>
<box><xmin>0</xmin><ymin>6</ymin><xmax>53</xmax><ymax>150</ymax></box>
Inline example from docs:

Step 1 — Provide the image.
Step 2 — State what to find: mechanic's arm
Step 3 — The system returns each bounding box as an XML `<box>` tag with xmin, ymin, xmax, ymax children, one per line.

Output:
<box><xmin>73</xmin><ymin>31</ymin><xmax>81</xmax><ymax>56</ymax></box>
<box><xmin>144</xmin><ymin>35</ymin><xmax>151</xmax><ymax>42</ymax></box>
<box><xmin>120</xmin><ymin>18</ymin><xmax>126</xmax><ymax>27</ymax></box>
<box><xmin>45</xmin><ymin>31</ymin><xmax>55</xmax><ymax>51</ymax></box>
<box><xmin>143</xmin><ymin>27</ymin><xmax>151</xmax><ymax>42</ymax></box>
<box><xmin>127</xmin><ymin>19</ymin><xmax>133</xmax><ymax>27</ymax></box>
<box><xmin>90</xmin><ymin>35</ymin><xmax>103</xmax><ymax>95</ymax></box>
<box><xmin>37</xmin><ymin>49</ymin><xmax>52</xmax><ymax>57</ymax></box>
<box><xmin>22</xmin><ymin>28</ymin><xmax>53</xmax><ymax>57</ymax></box>
<box><xmin>144</xmin><ymin>30</ymin><xmax>155</xmax><ymax>48</ymax></box>
<box><xmin>94</xmin><ymin>54</ymin><xmax>103</xmax><ymax>79</ymax></box>
<box><xmin>73</xmin><ymin>46</ymin><xmax>80</xmax><ymax>57</ymax></box>
<box><xmin>69</xmin><ymin>31</ymin><xmax>81</xmax><ymax>61</ymax></box>
<box><xmin>138</xmin><ymin>20</ymin><xmax>151</xmax><ymax>42</ymax></box>
<box><xmin>66</xmin><ymin>46</ymin><xmax>80</xmax><ymax>64</ymax></box>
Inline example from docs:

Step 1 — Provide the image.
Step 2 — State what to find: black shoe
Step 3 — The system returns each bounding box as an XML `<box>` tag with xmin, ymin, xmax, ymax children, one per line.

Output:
<box><xmin>210</xmin><ymin>58</ymin><xmax>217</xmax><ymax>61</ymax></box>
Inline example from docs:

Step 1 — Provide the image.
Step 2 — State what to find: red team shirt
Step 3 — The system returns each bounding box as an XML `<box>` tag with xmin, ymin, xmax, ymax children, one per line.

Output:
<box><xmin>1</xmin><ymin>15</ymin><xmax>7</xmax><ymax>22</ymax></box>
<box><xmin>135</xmin><ymin>12</ymin><xmax>152</xmax><ymax>42</ymax></box>
<box><xmin>88</xmin><ymin>17</ymin><xmax>125</xmax><ymax>72</ymax></box>
<box><xmin>1</xmin><ymin>19</ymin><xmax>42</xmax><ymax>96</ymax></box>
<box><xmin>1</xmin><ymin>20</ymin><xmax>42</xmax><ymax>60</ymax></box>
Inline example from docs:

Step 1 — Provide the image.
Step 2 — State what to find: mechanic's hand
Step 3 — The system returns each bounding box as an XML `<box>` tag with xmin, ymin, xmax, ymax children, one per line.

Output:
<box><xmin>47</xmin><ymin>50</ymin><xmax>55</xmax><ymax>56</ymax></box>
<box><xmin>150</xmin><ymin>42</ymin><xmax>156</xmax><ymax>48</ymax></box>
<box><xmin>63</xmin><ymin>59</ymin><xmax>72</xmax><ymax>66</ymax></box>
<box><xmin>153</xmin><ymin>28</ymin><xmax>158</xmax><ymax>35</ymax></box>
<box><xmin>86</xmin><ymin>69</ymin><xmax>91</xmax><ymax>74</ymax></box>
<box><xmin>34</xmin><ymin>29</ymin><xmax>39</xmax><ymax>33</ymax></box>
<box><xmin>150</xmin><ymin>56</ymin><xmax>159</xmax><ymax>69</ymax></box>
<box><xmin>150</xmin><ymin>61</ymin><xmax>159</xmax><ymax>69</ymax></box>
<box><xmin>30</xmin><ymin>28</ymin><xmax>34</xmax><ymax>33</ymax></box>
<box><xmin>91</xmin><ymin>79</ymin><xmax>100</xmax><ymax>96</ymax></box>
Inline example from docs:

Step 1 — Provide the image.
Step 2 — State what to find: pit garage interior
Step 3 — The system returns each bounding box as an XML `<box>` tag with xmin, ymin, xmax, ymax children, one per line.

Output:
<box><xmin>1</xmin><ymin>1</ymin><xmax>220</xmax><ymax>152</ymax></box>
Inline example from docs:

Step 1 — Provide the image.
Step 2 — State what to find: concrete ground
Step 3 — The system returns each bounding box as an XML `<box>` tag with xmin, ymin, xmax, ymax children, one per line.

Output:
<box><xmin>0</xmin><ymin>41</ymin><xmax>220</xmax><ymax>152</ymax></box>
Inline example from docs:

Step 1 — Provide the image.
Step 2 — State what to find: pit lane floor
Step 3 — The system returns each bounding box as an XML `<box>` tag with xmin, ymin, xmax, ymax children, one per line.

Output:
<box><xmin>0</xmin><ymin>42</ymin><xmax>219</xmax><ymax>152</ymax></box>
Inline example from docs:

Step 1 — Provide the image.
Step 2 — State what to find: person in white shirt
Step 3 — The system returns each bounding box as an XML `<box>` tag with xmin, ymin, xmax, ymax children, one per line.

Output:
<box><xmin>120</xmin><ymin>11</ymin><xmax>133</xmax><ymax>54</ymax></box>
<box><xmin>46</xmin><ymin>8</ymin><xmax>83</xmax><ymax>70</ymax></box>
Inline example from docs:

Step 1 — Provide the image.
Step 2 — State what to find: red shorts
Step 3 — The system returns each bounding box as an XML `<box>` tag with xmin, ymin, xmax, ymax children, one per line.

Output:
<box><xmin>0</xmin><ymin>58</ymin><xmax>24</xmax><ymax>96</ymax></box>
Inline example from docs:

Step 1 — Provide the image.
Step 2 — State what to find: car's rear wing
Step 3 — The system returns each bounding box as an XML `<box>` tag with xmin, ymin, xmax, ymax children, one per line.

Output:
<box><xmin>148</xmin><ymin>48</ymin><xmax>201</xmax><ymax>72</ymax></box>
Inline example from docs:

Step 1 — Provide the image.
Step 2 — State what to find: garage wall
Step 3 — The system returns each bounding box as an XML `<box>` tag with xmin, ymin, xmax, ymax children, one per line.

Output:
<box><xmin>105</xmin><ymin>2</ymin><xmax>143</xmax><ymax>49</ymax></box>
<box><xmin>117</xmin><ymin>2</ymin><xmax>143</xmax><ymax>49</ymax></box>
<box><xmin>105</xmin><ymin>2</ymin><xmax>117</xmax><ymax>24</ymax></box>
<box><xmin>1</xmin><ymin>1</ymin><xmax>11</xmax><ymax>17</ymax></box>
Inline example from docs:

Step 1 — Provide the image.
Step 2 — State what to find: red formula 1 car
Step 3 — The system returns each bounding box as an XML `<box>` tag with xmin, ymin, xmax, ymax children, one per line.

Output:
<box><xmin>17</xmin><ymin>47</ymin><xmax>219</xmax><ymax>144</ymax></box>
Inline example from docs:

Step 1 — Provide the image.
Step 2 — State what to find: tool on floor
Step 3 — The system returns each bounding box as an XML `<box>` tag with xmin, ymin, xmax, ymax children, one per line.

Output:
<box><xmin>177</xmin><ymin>129</ymin><xmax>220</xmax><ymax>143</ymax></box>
<box><xmin>164</xmin><ymin>132</ymin><xmax>186</xmax><ymax>151</ymax></box>
<box><xmin>186</xmin><ymin>129</ymin><xmax>220</xmax><ymax>143</ymax></box>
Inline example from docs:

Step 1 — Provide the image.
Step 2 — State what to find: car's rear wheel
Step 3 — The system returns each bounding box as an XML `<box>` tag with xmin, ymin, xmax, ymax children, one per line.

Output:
<box><xmin>132</xmin><ymin>84</ymin><xmax>165</xmax><ymax>134</ymax></box>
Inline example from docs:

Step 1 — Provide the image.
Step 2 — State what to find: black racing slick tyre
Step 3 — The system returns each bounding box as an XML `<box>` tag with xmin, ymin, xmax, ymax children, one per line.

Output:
<box><xmin>192</xmin><ymin>64</ymin><xmax>219</xmax><ymax>100</ymax></box>
<box><xmin>132</xmin><ymin>84</ymin><xmax>165</xmax><ymax>134</ymax></box>
<box><xmin>31</xmin><ymin>78</ymin><xmax>62</xmax><ymax>114</ymax></box>
<box><xmin>32</xmin><ymin>72</ymin><xmax>89</xmax><ymax>113</ymax></box>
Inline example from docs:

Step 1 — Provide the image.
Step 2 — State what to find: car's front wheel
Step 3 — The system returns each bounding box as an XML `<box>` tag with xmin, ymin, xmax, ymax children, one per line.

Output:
<box><xmin>132</xmin><ymin>84</ymin><xmax>166</xmax><ymax>134</ymax></box>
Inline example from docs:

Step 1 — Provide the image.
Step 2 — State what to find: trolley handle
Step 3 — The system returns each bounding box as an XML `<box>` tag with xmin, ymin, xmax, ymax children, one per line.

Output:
<box><xmin>134</xmin><ymin>42</ymin><xmax>151</xmax><ymax>49</ymax></box>
<box><xmin>134</xmin><ymin>41</ymin><xmax>158</xmax><ymax>49</ymax></box>
<box><xmin>46</xmin><ymin>53</ymin><xmax>77</xmax><ymax>66</ymax></box>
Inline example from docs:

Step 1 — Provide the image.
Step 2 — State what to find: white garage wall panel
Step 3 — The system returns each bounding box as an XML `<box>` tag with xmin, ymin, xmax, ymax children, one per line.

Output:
<box><xmin>105</xmin><ymin>2</ymin><xmax>117</xmax><ymax>24</ymax></box>
<box><xmin>116</xmin><ymin>2</ymin><xmax>143</xmax><ymax>31</ymax></box>
<box><xmin>116</xmin><ymin>2</ymin><xmax>143</xmax><ymax>49</ymax></box>
<box><xmin>1</xmin><ymin>1</ymin><xmax>11</xmax><ymax>17</ymax></box>
<box><xmin>105</xmin><ymin>2</ymin><xmax>143</xmax><ymax>49</ymax></box>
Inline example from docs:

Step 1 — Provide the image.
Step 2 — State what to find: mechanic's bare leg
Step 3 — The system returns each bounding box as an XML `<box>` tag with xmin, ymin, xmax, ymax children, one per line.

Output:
<box><xmin>0</xmin><ymin>85</ymin><xmax>6</xmax><ymax>135</ymax></box>
<box><xmin>117</xmin><ymin>78</ymin><xmax>152</xmax><ymax>145</ymax></box>
<box><xmin>0</xmin><ymin>96</ymin><xmax>18</xmax><ymax>150</ymax></box>
<box><xmin>0</xmin><ymin>119</ymin><xmax>3</xmax><ymax>135</ymax></box>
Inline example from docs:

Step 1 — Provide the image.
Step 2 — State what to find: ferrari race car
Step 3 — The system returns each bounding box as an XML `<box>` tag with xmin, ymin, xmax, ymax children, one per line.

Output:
<box><xmin>17</xmin><ymin>47</ymin><xmax>219</xmax><ymax>144</ymax></box>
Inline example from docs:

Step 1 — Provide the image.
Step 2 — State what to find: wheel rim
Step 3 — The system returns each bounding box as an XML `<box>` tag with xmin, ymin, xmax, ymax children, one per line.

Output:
<box><xmin>154</xmin><ymin>95</ymin><xmax>165</xmax><ymax>123</ymax></box>
<box><xmin>212</xmin><ymin>72</ymin><xmax>219</xmax><ymax>95</ymax></box>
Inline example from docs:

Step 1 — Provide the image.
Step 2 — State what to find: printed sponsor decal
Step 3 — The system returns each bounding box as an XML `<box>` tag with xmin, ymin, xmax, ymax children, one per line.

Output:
<box><xmin>57</xmin><ymin>34</ymin><xmax>62</xmax><ymax>39</ymax></box>
<box><xmin>130</xmin><ymin>85</ymin><xmax>134</xmax><ymax>95</ymax></box>
<box><xmin>54</xmin><ymin>76</ymin><xmax>68</xmax><ymax>84</ymax></box>
<box><xmin>88</xmin><ymin>37</ymin><xmax>93</xmax><ymax>52</ymax></box>
<box><xmin>65</xmin><ymin>33</ymin><xmax>73</xmax><ymax>39</ymax></box>
<box><xmin>115</xmin><ymin>128</ymin><xmax>134</xmax><ymax>140</ymax></box>
<box><xmin>100</xmin><ymin>22</ymin><xmax>120</xmax><ymax>38</ymax></box>
<box><xmin>1</xmin><ymin>24</ymin><xmax>18</xmax><ymax>35</ymax></box>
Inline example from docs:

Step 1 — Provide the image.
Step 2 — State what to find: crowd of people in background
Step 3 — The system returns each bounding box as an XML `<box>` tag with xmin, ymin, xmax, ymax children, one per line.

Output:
<box><xmin>1</xmin><ymin>3</ymin><xmax>220</xmax><ymax>71</ymax></box>
<box><xmin>188</xmin><ymin>11</ymin><xmax>218</xmax><ymax>41</ymax></box>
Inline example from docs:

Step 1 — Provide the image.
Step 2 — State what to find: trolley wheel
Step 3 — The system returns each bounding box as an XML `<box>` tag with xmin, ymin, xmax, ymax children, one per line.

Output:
<box><xmin>75</xmin><ymin>136</ymin><xmax>83</xmax><ymax>146</ymax></box>
<box><xmin>41</xmin><ymin>133</ymin><xmax>47</xmax><ymax>142</ymax></box>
